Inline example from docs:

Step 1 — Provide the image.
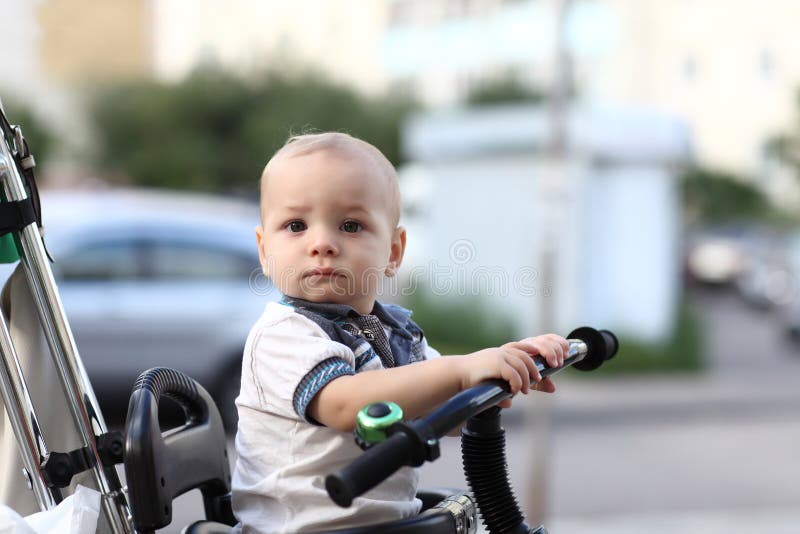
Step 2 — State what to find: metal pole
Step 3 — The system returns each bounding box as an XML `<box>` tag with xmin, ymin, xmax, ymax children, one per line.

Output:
<box><xmin>0</xmin><ymin>291</ymin><xmax>60</xmax><ymax>510</ymax></box>
<box><xmin>0</xmin><ymin>138</ymin><xmax>133</xmax><ymax>533</ymax></box>
<box><xmin>528</xmin><ymin>0</ymin><xmax>574</xmax><ymax>524</ymax></box>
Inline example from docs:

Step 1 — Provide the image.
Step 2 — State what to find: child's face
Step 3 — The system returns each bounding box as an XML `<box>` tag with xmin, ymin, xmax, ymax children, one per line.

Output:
<box><xmin>256</xmin><ymin>148</ymin><xmax>405</xmax><ymax>314</ymax></box>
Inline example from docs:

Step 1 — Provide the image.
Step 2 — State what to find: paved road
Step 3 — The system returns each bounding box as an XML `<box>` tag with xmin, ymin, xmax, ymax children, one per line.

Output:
<box><xmin>164</xmin><ymin>286</ymin><xmax>800</xmax><ymax>532</ymax></box>
<box><xmin>418</xmin><ymin>287</ymin><xmax>800</xmax><ymax>532</ymax></box>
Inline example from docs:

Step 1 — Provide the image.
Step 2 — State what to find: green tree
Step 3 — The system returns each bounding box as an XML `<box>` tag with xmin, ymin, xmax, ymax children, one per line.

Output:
<box><xmin>681</xmin><ymin>167</ymin><xmax>775</xmax><ymax>225</ymax></box>
<box><xmin>403</xmin><ymin>289</ymin><xmax>516</xmax><ymax>356</ymax></box>
<box><xmin>88</xmin><ymin>66</ymin><xmax>417</xmax><ymax>194</ymax></box>
<box><xmin>0</xmin><ymin>96</ymin><xmax>55</xmax><ymax>167</ymax></box>
<box><xmin>465</xmin><ymin>74</ymin><xmax>546</xmax><ymax>106</ymax></box>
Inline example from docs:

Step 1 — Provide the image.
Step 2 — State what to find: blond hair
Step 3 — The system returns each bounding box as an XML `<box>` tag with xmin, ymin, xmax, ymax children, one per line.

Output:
<box><xmin>260</xmin><ymin>132</ymin><xmax>401</xmax><ymax>225</ymax></box>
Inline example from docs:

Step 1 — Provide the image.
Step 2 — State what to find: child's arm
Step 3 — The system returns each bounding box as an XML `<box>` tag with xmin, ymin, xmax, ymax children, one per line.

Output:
<box><xmin>309</xmin><ymin>334</ymin><xmax>568</xmax><ymax>432</ymax></box>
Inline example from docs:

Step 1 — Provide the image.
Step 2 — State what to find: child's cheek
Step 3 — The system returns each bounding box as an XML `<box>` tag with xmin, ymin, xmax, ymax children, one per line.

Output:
<box><xmin>260</xmin><ymin>252</ymin><xmax>276</xmax><ymax>278</ymax></box>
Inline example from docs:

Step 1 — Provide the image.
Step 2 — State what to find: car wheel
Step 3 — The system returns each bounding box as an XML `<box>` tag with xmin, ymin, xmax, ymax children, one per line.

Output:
<box><xmin>215</xmin><ymin>358</ymin><xmax>242</xmax><ymax>434</ymax></box>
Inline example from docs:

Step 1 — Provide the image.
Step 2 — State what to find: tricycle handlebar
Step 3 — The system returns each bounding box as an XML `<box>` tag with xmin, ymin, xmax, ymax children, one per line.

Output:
<box><xmin>325</xmin><ymin>326</ymin><xmax>618</xmax><ymax>507</ymax></box>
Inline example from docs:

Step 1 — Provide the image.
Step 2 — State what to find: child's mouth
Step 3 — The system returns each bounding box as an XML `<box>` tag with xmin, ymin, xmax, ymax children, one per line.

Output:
<box><xmin>305</xmin><ymin>268</ymin><xmax>340</xmax><ymax>280</ymax></box>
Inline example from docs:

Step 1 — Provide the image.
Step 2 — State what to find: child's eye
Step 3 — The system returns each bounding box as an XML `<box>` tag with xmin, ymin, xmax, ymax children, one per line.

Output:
<box><xmin>287</xmin><ymin>221</ymin><xmax>307</xmax><ymax>232</ymax></box>
<box><xmin>340</xmin><ymin>221</ymin><xmax>362</xmax><ymax>233</ymax></box>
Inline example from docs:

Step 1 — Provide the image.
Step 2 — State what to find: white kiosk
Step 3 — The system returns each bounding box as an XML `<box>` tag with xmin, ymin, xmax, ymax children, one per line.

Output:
<box><xmin>399</xmin><ymin>103</ymin><xmax>692</xmax><ymax>343</ymax></box>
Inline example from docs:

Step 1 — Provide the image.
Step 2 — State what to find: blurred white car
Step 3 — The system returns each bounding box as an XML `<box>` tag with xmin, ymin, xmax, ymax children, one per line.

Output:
<box><xmin>684</xmin><ymin>226</ymin><xmax>747</xmax><ymax>285</ymax></box>
<box><xmin>734</xmin><ymin>229</ymin><xmax>797</xmax><ymax>309</ymax></box>
<box><xmin>4</xmin><ymin>188</ymin><xmax>278</xmax><ymax>430</ymax></box>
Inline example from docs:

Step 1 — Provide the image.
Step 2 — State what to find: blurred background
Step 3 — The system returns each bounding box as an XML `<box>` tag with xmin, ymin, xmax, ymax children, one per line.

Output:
<box><xmin>2</xmin><ymin>0</ymin><xmax>800</xmax><ymax>532</ymax></box>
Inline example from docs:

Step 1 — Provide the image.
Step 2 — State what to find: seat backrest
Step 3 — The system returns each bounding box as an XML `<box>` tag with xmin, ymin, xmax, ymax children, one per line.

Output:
<box><xmin>0</xmin><ymin>264</ymin><xmax>88</xmax><ymax>515</ymax></box>
<box><xmin>124</xmin><ymin>367</ymin><xmax>234</xmax><ymax>533</ymax></box>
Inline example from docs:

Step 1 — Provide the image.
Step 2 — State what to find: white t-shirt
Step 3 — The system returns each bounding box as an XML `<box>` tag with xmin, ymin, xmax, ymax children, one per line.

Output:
<box><xmin>232</xmin><ymin>301</ymin><xmax>440</xmax><ymax>533</ymax></box>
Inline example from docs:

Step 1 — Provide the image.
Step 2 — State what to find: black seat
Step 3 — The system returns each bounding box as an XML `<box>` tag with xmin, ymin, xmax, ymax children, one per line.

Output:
<box><xmin>183</xmin><ymin>488</ymin><xmax>464</xmax><ymax>534</ymax></box>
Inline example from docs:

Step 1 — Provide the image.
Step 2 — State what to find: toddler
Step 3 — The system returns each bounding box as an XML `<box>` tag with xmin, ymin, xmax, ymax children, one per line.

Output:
<box><xmin>231</xmin><ymin>132</ymin><xmax>567</xmax><ymax>533</ymax></box>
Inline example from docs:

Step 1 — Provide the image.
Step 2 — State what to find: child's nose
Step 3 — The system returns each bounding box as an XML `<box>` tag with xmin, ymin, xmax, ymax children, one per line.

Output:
<box><xmin>308</xmin><ymin>230</ymin><xmax>339</xmax><ymax>257</ymax></box>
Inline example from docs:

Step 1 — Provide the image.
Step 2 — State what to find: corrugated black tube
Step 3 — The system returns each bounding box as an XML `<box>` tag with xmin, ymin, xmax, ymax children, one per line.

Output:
<box><xmin>461</xmin><ymin>407</ymin><xmax>528</xmax><ymax>534</ymax></box>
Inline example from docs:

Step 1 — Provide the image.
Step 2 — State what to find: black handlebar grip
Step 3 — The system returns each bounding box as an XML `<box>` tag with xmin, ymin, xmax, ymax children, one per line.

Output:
<box><xmin>568</xmin><ymin>327</ymin><xmax>619</xmax><ymax>371</ymax></box>
<box><xmin>599</xmin><ymin>329</ymin><xmax>619</xmax><ymax>360</ymax></box>
<box><xmin>325</xmin><ymin>432</ymin><xmax>413</xmax><ymax>507</ymax></box>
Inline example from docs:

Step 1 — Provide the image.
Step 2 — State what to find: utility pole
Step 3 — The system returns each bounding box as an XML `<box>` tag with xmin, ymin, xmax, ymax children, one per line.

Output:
<box><xmin>527</xmin><ymin>0</ymin><xmax>573</xmax><ymax>525</ymax></box>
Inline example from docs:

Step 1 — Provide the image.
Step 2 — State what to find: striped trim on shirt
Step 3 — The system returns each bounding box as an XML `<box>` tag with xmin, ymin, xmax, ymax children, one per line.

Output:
<box><xmin>354</xmin><ymin>343</ymin><xmax>378</xmax><ymax>370</ymax></box>
<box><xmin>293</xmin><ymin>357</ymin><xmax>354</xmax><ymax>422</ymax></box>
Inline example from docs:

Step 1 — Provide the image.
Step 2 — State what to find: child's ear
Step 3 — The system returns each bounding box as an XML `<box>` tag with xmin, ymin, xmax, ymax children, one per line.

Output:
<box><xmin>255</xmin><ymin>225</ymin><xmax>269</xmax><ymax>275</ymax></box>
<box><xmin>386</xmin><ymin>226</ymin><xmax>407</xmax><ymax>277</ymax></box>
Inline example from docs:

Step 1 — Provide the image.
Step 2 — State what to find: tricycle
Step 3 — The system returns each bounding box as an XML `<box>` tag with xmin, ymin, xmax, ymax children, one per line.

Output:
<box><xmin>0</xmin><ymin>102</ymin><xmax>618</xmax><ymax>534</ymax></box>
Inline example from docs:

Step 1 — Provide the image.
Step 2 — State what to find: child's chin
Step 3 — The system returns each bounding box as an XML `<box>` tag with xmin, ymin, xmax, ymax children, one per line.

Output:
<box><xmin>306</xmin><ymin>291</ymin><xmax>373</xmax><ymax>309</ymax></box>
<box><xmin>302</xmin><ymin>291</ymin><xmax>353</xmax><ymax>304</ymax></box>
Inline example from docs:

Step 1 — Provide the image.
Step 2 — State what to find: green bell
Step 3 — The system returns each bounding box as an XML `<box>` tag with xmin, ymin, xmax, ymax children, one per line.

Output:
<box><xmin>354</xmin><ymin>401</ymin><xmax>404</xmax><ymax>447</ymax></box>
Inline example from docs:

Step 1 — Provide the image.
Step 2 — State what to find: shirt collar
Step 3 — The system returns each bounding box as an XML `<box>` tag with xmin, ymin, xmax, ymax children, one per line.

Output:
<box><xmin>279</xmin><ymin>294</ymin><xmax>405</xmax><ymax>330</ymax></box>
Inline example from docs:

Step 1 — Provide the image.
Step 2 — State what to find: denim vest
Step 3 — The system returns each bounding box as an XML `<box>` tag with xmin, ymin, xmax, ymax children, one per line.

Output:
<box><xmin>279</xmin><ymin>296</ymin><xmax>427</xmax><ymax>369</ymax></box>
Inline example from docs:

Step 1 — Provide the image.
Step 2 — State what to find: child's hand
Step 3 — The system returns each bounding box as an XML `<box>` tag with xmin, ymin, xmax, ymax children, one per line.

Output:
<box><xmin>502</xmin><ymin>334</ymin><xmax>569</xmax><ymax>393</ymax></box>
<box><xmin>456</xmin><ymin>345</ymin><xmax>544</xmax><ymax>408</ymax></box>
<box><xmin>505</xmin><ymin>333</ymin><xmax>569</xmax><ymax>368</ymax></box>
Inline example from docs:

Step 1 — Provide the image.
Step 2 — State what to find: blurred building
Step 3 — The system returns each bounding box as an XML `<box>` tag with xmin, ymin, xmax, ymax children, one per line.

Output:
<box><xmin>37</xmin><ymin>0</ymin><xmax>154</xmax><ymax>85</ymax></box>
<box><xmin>383</xmin><ymin>0</ymin><xmax>800</xmax><ymax>200</ymax></box>
<box><xmin>3</xmin><ymin>0</ymin><xmax>154</xmax><ymax>96</ymax></box>
<box><xmin>381</xmin><ymin>0</ymin><xmax>559</xmax><ymax>106</ymax></box>
<box><xmin>2</xmin><ymin>1</ymin><xmax>45</xmax><ymax>99</ymax></box>
<box><xmin>576</xmin><ymin>0</ymin><xmax>800</xmax><ymax>181</ymax></box>
<box><xmin>1</xmin><ymin>0</ymin><xmax>156</xmax><ymax>167</ymax></box>
<box><xmin>400</xmin><ymin>102</ymin><xmax>691</xmax><ymax>341</ymax></box>
<box><xmin>4</xmin><ymin>0</ymin><xmax>800</xmax><ymax>199</ymax></box>
<box><xmin>1</xmin><ymin>0</ymin><xmax>65</xmax><ymax>139</ymax></box>
<box><xmin>387</xmin><ymin>0</ymin><xmax>800</xmax><ymax>213</ymax></box>
<box><xmin>153</xmin><ymin>0</ymin><xmax>390</xmax><ymax>94</ymax></box>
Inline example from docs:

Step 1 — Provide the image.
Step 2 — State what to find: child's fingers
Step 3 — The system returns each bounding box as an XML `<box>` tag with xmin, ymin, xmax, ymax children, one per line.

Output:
<box><xmin>557</xmin><ymin>335</ymin><xmax>570</xmax><ymax>355</ymax></box>
<box><xmin>547</xmin><ymin>334</ymin><xmax>570</xmax><ymax>365</ymax></box>
<box><xmin>544</xmin><ymin>335</ymin><xmax>568</xmax><ymax>367</ymax></box>
<box><xmin>517</xmin><ymin>336</ymin><xmax>563</xmax><ymax>368</ymax></box>
<box><xmin>501</xmin><ymin>361</ymin><xmax>523</xmax><ymax>394</ymax></box>
<box><xmin>509</xmin><ymin>347</ymin><xmax>556</xmax><ymax>392</ymax></box>
<box><xmin>501</xmin><ymin>349</ymin><xmax>531</xmax><ymax>394</ymax></box>
<box><xmin>532</xmin><ymin>377</ymin><xmax>556</xmax><ymax>393</ymax></box>
<box><xmin>510</xmin><ymin>352</ymin><xmax>532</xmax><ymax>394</ymax></box>
<box><xmin>507</xmin><ymin>346</ymin><xmax>542</xmax><ymax>383</ymax></box>
<box><xmin>523</xmin><ymin>352</ymin><xmax>543</xmax><ymax>384</ymax></box>
<box><xmin>544</xmin><ymin>334</ymin><xmax>569</xmax><ymax>366</ymax></box>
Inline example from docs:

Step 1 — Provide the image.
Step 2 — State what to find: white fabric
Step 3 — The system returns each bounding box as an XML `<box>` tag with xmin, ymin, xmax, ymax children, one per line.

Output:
<box><xmin>232</xmin><ymin>302</ymin><xmax>439</xmax><ymax>533</ymax></box>
<box><xmin>0</xmin><ymin>485</ymin><xmax>101</xmax><ymax>534</ymax></box>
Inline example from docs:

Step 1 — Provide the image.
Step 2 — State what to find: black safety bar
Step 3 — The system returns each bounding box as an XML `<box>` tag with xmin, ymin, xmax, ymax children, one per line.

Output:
<box><xmin>124</xmin><ymin>367</ymin><xmax>233</xmax><ymax>534</ymax></box>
